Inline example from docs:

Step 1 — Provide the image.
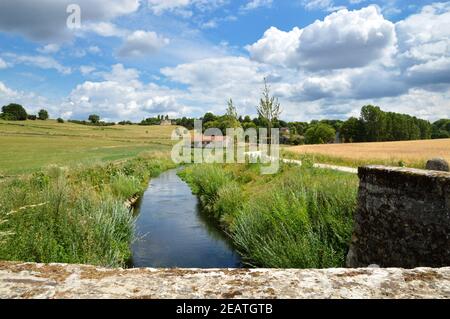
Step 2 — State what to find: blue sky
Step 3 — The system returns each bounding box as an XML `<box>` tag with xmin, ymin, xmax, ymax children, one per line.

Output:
<box><xmin>0</xmin><ymin>0</ymin><xmax>449</xmax><ymax>122</ymax></box>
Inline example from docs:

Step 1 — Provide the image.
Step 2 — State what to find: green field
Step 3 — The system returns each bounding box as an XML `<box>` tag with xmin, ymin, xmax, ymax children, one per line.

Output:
<box><xmin>0</xmin><ymin>120</ymin><xmax>176</xmax><ymax>175</ymax></box>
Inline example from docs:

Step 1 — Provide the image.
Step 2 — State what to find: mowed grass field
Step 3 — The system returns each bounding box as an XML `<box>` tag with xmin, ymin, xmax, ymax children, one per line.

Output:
<box><xmin>285</xmin><ymin>138</ymin><xmax>450</xmax><ymax>168</ymax></box>
<box><xmin>0</xmin><ymin>120</ymin><xmax>176</xmax><ymax>175</ymax></box>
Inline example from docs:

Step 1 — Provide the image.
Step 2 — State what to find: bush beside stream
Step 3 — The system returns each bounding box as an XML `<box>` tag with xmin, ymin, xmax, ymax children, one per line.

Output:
<box><xmin>0</xmin><ymin>153</ymin><xmax>175</xmax><ymax>267</ymax></box>
<box><xmin>180</xmin><ymin>163</ymin><xmax>358</xmax><ymax>268</ymax></box>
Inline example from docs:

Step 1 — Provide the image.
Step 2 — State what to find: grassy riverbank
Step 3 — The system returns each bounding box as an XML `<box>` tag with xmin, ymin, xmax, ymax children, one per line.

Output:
<box><xmin>179</xmin><ymin>163</ymin><xmax>359</xmax><ymax>268</ymax></box>
<box><xmin>0</xmin><ymin>152</ymin><xmax>175</xmax><ymax>267</ymax></box>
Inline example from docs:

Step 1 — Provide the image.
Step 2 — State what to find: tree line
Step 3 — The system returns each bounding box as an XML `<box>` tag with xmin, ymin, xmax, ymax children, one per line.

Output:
<box><xmin>340</xmin><ymin>105</ymin><xmax>433</xmax><ymax>143</ymax></box>
<box><xmin>0</xmin><ymin>103</ymin><xmax>53</xmax><ymax>121</ymax></box>
<box><xmin>2</xmin><ymin>99</ymin><xmax>450</xmax><ymax>145</ymax></box>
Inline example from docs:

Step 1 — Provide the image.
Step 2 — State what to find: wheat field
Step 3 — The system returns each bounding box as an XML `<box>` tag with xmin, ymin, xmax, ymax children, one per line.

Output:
<box><xmin>286</xmin><ymin>139</ymin><xmax>450</xmax><ymax>168</ymax></box>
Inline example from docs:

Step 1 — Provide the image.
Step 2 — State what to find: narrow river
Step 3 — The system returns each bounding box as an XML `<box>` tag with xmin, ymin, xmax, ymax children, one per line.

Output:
<box><xmin>130</xmin><ymin>169</ymin><xmax>242</xmax><ymax>268</ymax></box>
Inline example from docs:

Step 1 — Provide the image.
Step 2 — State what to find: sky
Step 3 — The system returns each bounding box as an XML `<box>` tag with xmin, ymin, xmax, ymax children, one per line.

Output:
<box><xmin>0</xmin><ymin>0</ymin><xmax>449</xmax><ymax>122</ymax></box>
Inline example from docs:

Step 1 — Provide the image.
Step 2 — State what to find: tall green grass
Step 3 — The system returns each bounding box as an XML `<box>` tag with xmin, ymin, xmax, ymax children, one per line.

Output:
<box><xmin>179</xmin><ymin>165</ymin><xmax>244</xmax><ymax>224</ymax></box>
<box><xmin>180</xmin><ymin>163</ymin><xmax>358</xmax><ymax>268</ymax></box>
<box><xmin>0</xmin><ymin>154</ymin><xmax>174</xmax><ymax>267</ymax></box>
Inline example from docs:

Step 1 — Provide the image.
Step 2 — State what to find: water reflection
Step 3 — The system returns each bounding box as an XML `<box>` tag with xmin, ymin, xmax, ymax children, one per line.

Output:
<box><xmin>130</xmin><ymin>169</ymin><xmax>242</xmax><ymax>268</ymax></box>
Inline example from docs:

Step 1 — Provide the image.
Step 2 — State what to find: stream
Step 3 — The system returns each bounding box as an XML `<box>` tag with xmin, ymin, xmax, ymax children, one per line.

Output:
<box><xmin>130</xmin><ymin>169</ymin><xmax>242</xmax><ymax>268</ymax></box>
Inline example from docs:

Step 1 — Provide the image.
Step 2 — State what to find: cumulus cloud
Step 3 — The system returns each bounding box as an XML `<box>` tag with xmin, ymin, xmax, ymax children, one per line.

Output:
<box><xmin>117</xmin><ymin>30</ymin><xmax>170</xmax><ymax>58</ymax></box>
<box><xmin>161</xmin><ymin>56</ymin><xmax>272</xmax><ymax>115</ymax></box>
<box><xmin>0</xmin><ymin>0</ymin><xmax>140</xmax><ymax>42</ymax></box>
<box><xmin>248</xmin><ymin>6</ymin><xmax>396</xmax><ymax>70</ymax></box>
<box><xmin>245</xmin><ymin>27</ymin><xmax>303</xmax><ymax>68</ymax></box>
<box><xmin>396</xmin><ymin>3</ymin><xmax>450</xmax><ymax>87</ymax></box>
<box><xmin>0</xmin><ymin>81</ymin><xmax>57</xmax><ymax>115</ymax></box>
<box><xmin>61</xmin><ymin>64</ymin><xmax>189</xmax><ymax>121</ymax></box>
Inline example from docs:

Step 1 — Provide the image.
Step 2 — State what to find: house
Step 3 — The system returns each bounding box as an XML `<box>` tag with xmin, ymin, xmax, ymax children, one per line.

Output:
<box><xmin>191</xmin><ymin>135</ymin><xmax>232</xmax><ymax>149</ymax></box>
<box><xmin>160</xmin><ymin>119</ymin><xmax>173</xmax><ymax>126</ymax></box>
<box><xmin>280</xmin><ymin>127</ymin><xmax>290</xmax><ymax>136</ymax></box>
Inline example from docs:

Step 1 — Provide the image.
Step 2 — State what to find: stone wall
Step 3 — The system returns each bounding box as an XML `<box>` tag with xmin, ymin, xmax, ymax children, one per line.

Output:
<box><xmin>347</xmin><ymin>166</ymin><xmax>450</xmax><ymax>268</ymax></box>
<box><xmin>1</xmin><ymin>262</ymin><xmax>449</xmax><ymax>299</ymax></box>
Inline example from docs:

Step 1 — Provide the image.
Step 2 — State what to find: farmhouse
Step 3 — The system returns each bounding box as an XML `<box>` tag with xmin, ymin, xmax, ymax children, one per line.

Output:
<box><xmin>192</xmin><ymin>134</ymin><xmax>232</xmax><ymax>149</ymax></box>
<box><xmin>160</xmin><ymin>119</ymin><xmax>173</xmax><ymax>126</ymax></box>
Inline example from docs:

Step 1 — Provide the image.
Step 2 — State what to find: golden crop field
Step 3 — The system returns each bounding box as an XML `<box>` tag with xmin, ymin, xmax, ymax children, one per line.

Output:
<box><xmin>0</xmin><ymin>120</ymin><xmax>176</xmax><ymax>175</ymax></box>
<box><xmin>286</xmin><ymin>139</ymin><xmax>450</xmax><ymax>168</ymax></box>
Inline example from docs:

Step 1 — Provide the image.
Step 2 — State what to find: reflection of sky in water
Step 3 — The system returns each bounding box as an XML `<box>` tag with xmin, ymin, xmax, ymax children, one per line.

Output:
<box><xmin>131</xmin><ymin>169</ymin><xmax>242</xmax><ymax>268</ymax></box>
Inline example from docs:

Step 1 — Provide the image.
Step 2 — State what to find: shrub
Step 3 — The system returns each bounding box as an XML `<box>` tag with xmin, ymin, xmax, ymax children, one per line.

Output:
<box><xmin>110</xmin><ymin>173</ymin><xmax>142</xmax><ymax>199</ymax></box>
<box><xmin>89</xmin><ymin>114</ymin><xmax>100</xmax><ymax>124</ymax></box>
<box><xmin>1</xmin><ymin>103</ymin><xmax>27</xmax><ymax>121</ymax></box>
<box><xmin>305</xmin><ymin>123</ymin><xmax>336</xmax><ymax>144</ymax></box>
<box><xmin>27</xmin><ymin>115</ymin><xmax>37</xmax><ymax>120</ymax></box>
<box><xmin>57</xmin><ymin>118</ymin><xmax>64</xmax><ymax>123</ymax></box>
<box><xmin>38</xmin><ymin>109</ymin><xmax>49</xmax><ymax>120</ymax></box>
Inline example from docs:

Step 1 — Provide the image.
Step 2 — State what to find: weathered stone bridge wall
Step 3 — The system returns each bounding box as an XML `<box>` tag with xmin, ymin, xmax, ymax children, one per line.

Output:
<box><xmin>347</xmin><ymin>166</ymin><xmax>450</xmax><ymax>268</ymax></box>
<box><xmin>1</xmin><ymin>262</ymin><xmax>449</xmax><ymax>299</ymax></box>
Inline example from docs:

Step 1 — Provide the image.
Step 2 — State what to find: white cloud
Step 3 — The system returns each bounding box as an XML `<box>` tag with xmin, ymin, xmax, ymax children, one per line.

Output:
<box><xmin>147</xmin><ymin>0</ymin><xmax>228</xmax><ymax>15</ymax></box>
<box><xmin>248</xmin><ymin>6</ymin><xmax>396</xmax><ymax>70</ymax></box>
<box><xmin>117</xmin><ymin>30</ymin><xmax>170</xmax><ymax>58</ymax></box>
<box><xmin>148</xmin><ymin>0</ymin><xmax>191</xmax><ymax>15</ymax></box>
<box><xmin>84</xmin><ymin>22</ymin><xmax>127</xmax><ymax>37</ymax></box>
<box><xmin>246</xmin><ymin>27</ymin><xmax>303</xmax><ymax>68</ymax></box>
<box><xmin>88</xmin><ymin>46</ymin><xmax>102</xmax><ymax>54</ymax></box>
<box><xmin>0</xmin><ymin>58</ymin><xmax>8</xmax><ymax>69</ymax></box>
<box><xmin>240</xmin><ymin>0</ymin><xmax>273</xmax><ymax>12</ymax></box>
<box><xmin>161</xmin><ymin>56</ymin><xmax>270</xmax><ymax>115</ymax></box>
<box><xmin>80</xmin><ymin>65</ymin><xmax>96</xmax><ymax>76</ymax></box>
<box><xmin>302</xmin><ymin>0</ymin><xmax>333</xmax><ymax>11</ymax></box>
<box><xmin>301</xmin><ymin>0</ymin><xmax>346</xmax><ymax>12</ymax></box>
<box><xmin>4</xmin><ymin>54</ymin><xmax>71</xmax><ymax>74</ymax></box>
<box><xmin>0</xmin><ymin>0</ymin><xmax>140</xmax><ymax>42</ymax></box>
<box><xmin>0</xmin><ymin>81</ymin><xmax>57</xmax><ymax>115</ymax></box>
<box><xmin>61</xmin><ymin>64</ymin><xmax>190</xmax><ymax>121</ymax></box>
<box><xmin>396</xmin><ymin>2</ymin><xmax>450</xmax><ymax>86</ymax></box>
<box><xmin>37</xmin><ymin>44</ymin><xmax>60</xmax><ymax>54</ymax></box>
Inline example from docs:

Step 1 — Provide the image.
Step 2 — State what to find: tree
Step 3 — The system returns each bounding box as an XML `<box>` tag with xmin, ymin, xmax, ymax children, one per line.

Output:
<box><xmin>360</xmin><ymin>105</ymin><xmax>387</xmax><ymax>142</ymax></box>
<box><xmin>88</xmin><ymin>114</ymin><xmax>100</xmax><ymax>124</ymax></box>
<box><xmin>256</xmin><ymin>78</ymin><xmax>282</xmax><ymax>151</ymax></box>
<box><xmin>57</xmin><ymin>118</ymin><xmax>64</xmax><ymax>123</ymax></box>
<box><xmin>432</xmin><ymin>119</ymin><xmax>450</xmax><ymax>139</ymax></box>
<box><xmin>226</xmin><ymin>98</ymin><xmax>238</xmax><ymax>120</ymax></box>
<box><xmin>1</xmin><ymin>103</ymin><xmax>28</xmax><ymax>121</ymax></box>
<box><xmin>305</xmin><ymin>123</ymin><xmax>336</xmax><ymax>145</ymax></box>
<box><xmin>202</xmin><ymin>112</ymin><xmax>216</xmax><ymax>124</ymax></box>
<box><xmin>341</xmin><ymin>117</ymin><xmax>364</xmax><ymax>142</ymax></box>
<box><xmin>38</xmin><ymin>109</ymin><xmax>49</xmax><ymax>120</ymax></box>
